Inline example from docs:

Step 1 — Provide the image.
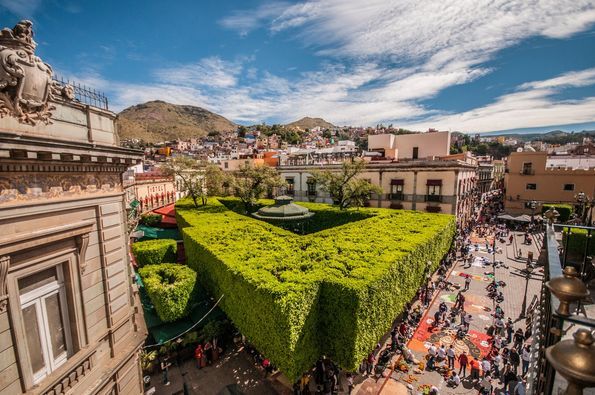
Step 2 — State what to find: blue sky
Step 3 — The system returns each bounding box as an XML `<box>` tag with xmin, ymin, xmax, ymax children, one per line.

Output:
<box><xmin>2</xmin><ymin>0</ymin><xmax>595</xmax><ymax>133</ymax></box>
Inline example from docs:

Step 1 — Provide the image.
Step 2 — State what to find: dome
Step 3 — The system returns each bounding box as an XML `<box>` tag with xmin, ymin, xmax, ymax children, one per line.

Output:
<box><xmin>252</xmin><ymin>196</ymin><xmax>315</xmax><ymax>221</ymax></box>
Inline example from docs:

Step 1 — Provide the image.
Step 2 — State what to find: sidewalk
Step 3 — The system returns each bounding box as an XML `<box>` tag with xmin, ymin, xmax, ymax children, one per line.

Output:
<box><xmin>369</xmin><ymin>230</ymin><xmax>544</xmax><ymax>394</ymax></box>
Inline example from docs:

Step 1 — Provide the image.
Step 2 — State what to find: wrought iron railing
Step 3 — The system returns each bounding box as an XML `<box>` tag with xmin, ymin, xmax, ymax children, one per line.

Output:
<box><xmin>526</xmin><ymin>222</ymin><xmax>594</xmax><ymax>395</ymax></box>
<box><xmin>52</xmin><ymin>76</ymin><xmax>109</xmax><ymax>110</ymax></box>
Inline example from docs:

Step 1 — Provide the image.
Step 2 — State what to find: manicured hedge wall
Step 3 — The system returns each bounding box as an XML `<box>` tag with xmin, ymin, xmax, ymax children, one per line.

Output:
<box><xmin>132</xmin><ymin>239</ymin><xmax>177</xmax><ymax>267</ymax></box>
<box><xmin>542</xmin><ymin>204</ymin><xmax>573</xmax><ymax>223</ymax></box>
<box><xmin>139</xmin><ymin>263</ymin><xmax>197</xmax><ymax>322</ymax></box>
<box><xmin>562</xmin><ymin>228</ymin><xmax>595</xmax><ymax>256</ymax></box>
<box><xmin>177</xmin><ymin>198</ymin><xmax>455</xmax><ymax>380</ymax></box>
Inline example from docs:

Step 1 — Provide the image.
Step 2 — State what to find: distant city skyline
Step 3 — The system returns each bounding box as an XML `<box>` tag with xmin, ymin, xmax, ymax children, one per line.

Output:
<box><xmin>1</xmin><ymin>0</ymin><xmax>595</xmax><ymax>133</ymax></box>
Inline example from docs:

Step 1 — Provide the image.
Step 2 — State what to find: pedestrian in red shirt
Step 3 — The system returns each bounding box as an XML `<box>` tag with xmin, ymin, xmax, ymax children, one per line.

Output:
<box><xmin>458</xmin><ymin>351</ymin><xmax>469</xmax><ymax>377</ymax></box>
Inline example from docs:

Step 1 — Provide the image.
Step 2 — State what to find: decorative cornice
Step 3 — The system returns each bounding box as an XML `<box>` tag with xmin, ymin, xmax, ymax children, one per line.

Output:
<box><xmin>0</xmin><ymin>220</ymin><xmax>94</xmax><ymax>256</ymax></box>
<box><xmin>0</xmin><ymin>173</ymin><xmax>122</xmax><ymax>206</ymax></box>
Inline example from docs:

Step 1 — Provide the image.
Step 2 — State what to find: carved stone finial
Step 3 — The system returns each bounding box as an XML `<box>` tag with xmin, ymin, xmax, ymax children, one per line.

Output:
<box><xmin>0</xmin><ymin>20</ymin><xmax>71</xmax><ymax>126</ymax></box>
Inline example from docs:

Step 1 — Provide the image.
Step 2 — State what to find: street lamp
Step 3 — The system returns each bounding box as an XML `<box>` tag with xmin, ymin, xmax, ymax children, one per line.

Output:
<box><xmin>529</xmin><ymin>200</ymin><xmax>537</xmax><ymax>225</ymax></box>
<box><xmin>519</xmin><ymin>263</ymin><xmax>534</xmax><ymax>319</ymax></box>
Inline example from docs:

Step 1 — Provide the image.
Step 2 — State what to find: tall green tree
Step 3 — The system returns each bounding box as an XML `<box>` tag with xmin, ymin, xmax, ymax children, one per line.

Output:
<box><xmin>313</xmin><ymin>159</ymin><xmax>382</xmax><ymax>210</ymax></box>
<box><xmin>204</xmin><ymin>164</ymin><xmax>231</xmax><ymax>198</ymax></box>
<box><xmin>161</xmin><ymin>157</ymin><xmax>205</xmax><ymax>207</ymax></box>
<box><xmin>232</xmin><ymin>163</ymin><xmax>285</xmax><ymax>212</ymax></box>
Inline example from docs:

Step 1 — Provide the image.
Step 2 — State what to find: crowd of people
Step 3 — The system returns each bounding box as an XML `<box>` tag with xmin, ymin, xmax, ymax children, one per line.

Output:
<box><xmin>287</xmin><ymin>190</ymin><xmax>538</xmax><ymax>394</ymax></box>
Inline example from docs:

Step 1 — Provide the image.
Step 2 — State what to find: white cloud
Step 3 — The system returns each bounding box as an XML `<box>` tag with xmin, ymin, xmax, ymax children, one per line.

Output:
<box><xmin>154</xmin><ymin>57</ymin><xmax>242</xmax><ymax>89</ymax></box>
<box><xmin>401</xmin><ymin>68</ymin><xmax>595</xmax><ymax>132</ymax></box>
<box><xmin>218</xmin><ymin>2</ymin><xmax>289</xmax><ymax>36</ymax></box>
<box><xmin>0</xmin><ymin>0</ymin><xmax>42</xmax><ymax>17</ymax></box>
<box><xmin>63</xmin><ymin>2</ymin><xmax>595</xmax><ymax>131</ymax></box>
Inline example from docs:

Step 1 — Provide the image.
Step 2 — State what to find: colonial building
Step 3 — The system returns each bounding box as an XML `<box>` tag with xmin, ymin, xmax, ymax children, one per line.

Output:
<box><xmin>278</xmin><ymin>158</ymin><xmax>477</xmax><ymax>226</ymax></box>
<box><xmin>0</xmin><ymin>21</ymin><xmax>145</xmax><ymax>395</ymax></box>
<box><xmin>504</xmin><ymin>151</ymin><xmax>595</xmax><ymax>214</ymax></box>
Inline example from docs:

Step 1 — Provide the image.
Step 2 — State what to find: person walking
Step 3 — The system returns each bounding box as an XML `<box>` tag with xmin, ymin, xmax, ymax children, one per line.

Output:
<box><xmin>160</xmin><ymin>357</ymin><xmax>171</xmax><ymax>386</ymax></box>
<box><xmin>437</xmin><ymin>344</ymin><xmax>446</xmax><ymax>362</ymax></box>
<box><xmin>481</xmin><ymin>358</ymin><xmax>491</xmax><ymax>378</ymax></box>
<box><xmin>366</xmin><ymin>352</ymin><xmax>375</xmax><ymax>375</ymax></box>
<box><xmin>506</xmin><ymin>319</ymin><xmax>514</xmax><ymax>344</ymax></box>
<box><xmin>458</xmin><ymin>351</ymin><xmax>469</xmax><ymax>377</ymax></box>
<box><xmin>464</xmin><ymin>275</ymin><xmax>471</xmax><ymax>291</ymax></box>
<box><xmin>510</xmin><ymin>348</ymin><xmax>521</xmax><ymax>375</ymax></box>
<box><xmin>521</xmin><ymin>345</ymin><xmax>531</xmax><ymax>377</ymax></box>
<box><xmin>454</xmin><ymin>292</ymin><xmax>465</xmax><ymax>310</ymax></box>
<box><xmin>494</xmin><ymin>353</ymin><xmax>503</xmax><ymax>377</ymax></box>
<box><xmin>194</xmin><ymin>344</ymin><xmax>204</xmax><ymax>369</ymax></box>
<box><xmin>494</xmin><ymin>317</ymin><xmax>505</xmax><ymax>337</ymax></box>
<box><xmin>447</xmin><ymin>345</ymin><xmax>456</xmax><ymax>369</ymax></box>
<box><xmin>514</xmin><ymin>329</ymin><xmax>524</xmax><ymax>351</ymax></box>
<box><xmin>514</xmin><ymin>378</ymin><xmax>527</xmax><ymax>395</ymax></box>
<box><xmin>464</xmin><ymin>313</ymin><xmax>473</xmax><ymax>331</ymax></box>
<box><xmin>470</xmin><ymin>358</ymin><xmax>481</xmax><ymax>383</ymax></box>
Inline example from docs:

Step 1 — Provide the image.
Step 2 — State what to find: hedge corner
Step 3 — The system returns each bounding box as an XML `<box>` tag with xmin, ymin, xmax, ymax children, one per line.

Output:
<box><xmin>139</xmin><ymin>263</ymin><xmax>197</xmax><ymax>322</ymax></box>
<box><xmin>132</xmin><ymin>238</ymin><xmax>177</xmax><ymax>267</ymax></box>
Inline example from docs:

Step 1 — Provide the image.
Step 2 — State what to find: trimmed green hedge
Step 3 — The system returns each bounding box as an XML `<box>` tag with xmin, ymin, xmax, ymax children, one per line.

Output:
<box><xmin>139</xmin><ymin>263</ymin><xmax>197</xmax><ymax>322</ymax></box>
<box><xmin>542</xmin><ymin>204</ymin><xmax>573</xmax><ymax>223</ymax></box>
<box><xmin>132</xmin><ymin>239</ymin><xmax>177</xmax><ymax>267</ymax></box>
<box><xmin>562</xmin><ymin>228</ymin><xmax>595</xmax><ymax>256</ymax></box>
<box><xmin>177</xmin><ymin>198</ymin><xmax>455</xmax><ymax>380</ymax></box>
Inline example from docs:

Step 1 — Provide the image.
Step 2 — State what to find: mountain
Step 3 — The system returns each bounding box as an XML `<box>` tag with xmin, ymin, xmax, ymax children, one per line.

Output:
<box><xmin>285</xmin><ymin>117</ymin><xmax>335</xmax><ymax>130</ymax></box>
<box><xmin>116</xmin><ymin>100</ymin><xmax>237</xmax><ymax>143</ymax></box>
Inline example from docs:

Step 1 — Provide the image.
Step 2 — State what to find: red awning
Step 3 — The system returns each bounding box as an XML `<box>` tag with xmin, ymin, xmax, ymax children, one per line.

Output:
<box><xmin>153</xmin><ymin>203</ymin><xmax>175</xmax><ymax>218</ymax></box>
<box><xmin>426</xmin><ymin>179</ymin><xmax>443</xmax><ymax>186</ymax></box>
<box><xmin>390</xmin><ymin>179</ymin><xmax>404</xmax><ymax>185</ymax></box>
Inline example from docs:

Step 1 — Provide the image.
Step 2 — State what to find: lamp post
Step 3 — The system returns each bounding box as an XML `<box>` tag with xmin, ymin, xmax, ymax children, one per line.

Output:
<box><xmin>529</xmin><ymin>200</ymin><xmax>537</xmax><ymax>229</ymax></box>
<box><xmin>519</xmin><ymin>263</ymin><xmax>534</xmax><ymax>319</ymax></box>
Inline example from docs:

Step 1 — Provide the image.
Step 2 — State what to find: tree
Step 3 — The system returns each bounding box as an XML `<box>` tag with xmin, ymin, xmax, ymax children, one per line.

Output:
<box><xmin>161</xmin><ymin>157</ymin><xmax>205</xmax><ymax>207</ymax></box>
<box><xmin>313</xmin><ymin>159</ymin><xmax>382</xmax><ymax>210</ymax></box>
<box><xmin>204</xmin><ymin>164</ymin><xmax>231</xmax><ymax>198</ymax></box>
<box><xmin>232</xmin><ymin>163</ymin><xmax>285</xmax><ymax>212</ymax></box>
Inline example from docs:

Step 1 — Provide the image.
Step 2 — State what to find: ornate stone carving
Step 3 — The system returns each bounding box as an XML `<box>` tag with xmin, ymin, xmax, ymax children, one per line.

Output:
<box><xmin>0</xmin><ymin>256</ymin><xmax>9</xmax><ymax>313</ymax></box>
<box><xmin>0</xmin><ymin>20</ymin><xmax>72</xmax><ymax>126</ymax></box>
<box><xmin>75</xmin><ymin>233</ymin><xmax>90</xmax><ymax>274</ymax></box>
<box><xmin>0</xmin><ymin>172</ymin><xmax>122</xmax><ymax>205</ymax></box>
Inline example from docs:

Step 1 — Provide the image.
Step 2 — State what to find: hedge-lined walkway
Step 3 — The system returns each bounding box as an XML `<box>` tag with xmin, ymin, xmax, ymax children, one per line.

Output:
<box><xmin>356</xmin><ymin>228</ymin><xmax>544</xmax><ymax>395</ymax></box>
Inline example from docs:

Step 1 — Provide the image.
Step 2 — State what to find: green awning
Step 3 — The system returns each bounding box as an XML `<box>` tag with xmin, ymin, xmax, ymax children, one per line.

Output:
<box><xmin>136</xmin><ymin>224</ymin><xmax>181</xmax><ymax>241</ymax></box>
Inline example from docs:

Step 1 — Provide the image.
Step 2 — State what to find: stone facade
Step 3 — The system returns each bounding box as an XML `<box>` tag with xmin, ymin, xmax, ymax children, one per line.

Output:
<box><xmin>0</xmin><ymin>21</ymin><xmax>145</xmax><ymax>395</ymax></box>
<box><xmin>278</xmin><ymin>159</ymin><xmax>478</xmax><ymax>227</ymax></box>
<box><xmin>504</xmin><ymin>151</ymin><xmax>595</xmax><ymax>214</ymax></box>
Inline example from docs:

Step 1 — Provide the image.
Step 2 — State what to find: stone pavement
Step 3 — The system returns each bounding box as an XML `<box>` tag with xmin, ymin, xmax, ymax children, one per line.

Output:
<box><xmin>148</xmin><ymin>346</ymin><xmax>288</xmax><ymax>395</ymax></box>
<box><xmin>367</xmin><ymin>229</ymin><xmax>544</xmax><ymax>395</ymax></box>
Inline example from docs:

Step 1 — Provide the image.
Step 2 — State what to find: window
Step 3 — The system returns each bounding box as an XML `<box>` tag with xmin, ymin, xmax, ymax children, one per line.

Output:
<box><xmin>526</xmin><ymin>183</ymin><xmax>537</xmax><ymax>190</ymax></box>
<box><xmin>306</xmin><ymin>178</ymin><xmax>316</xmax><ymax>196</ymax></box>
<box><xmin>18</xmin><ymin>264</ymin><xmax>72</xmax><ymax>384</ymax></box>
<box><xmin>563</xmin><ymin>184</ymin><xmax>575</xmax><ymax>191</ymax></box>
<box><xmin>286</xmin><ymin>177</ymin><xmax>295</xmax><ymax>195</ymax></box>
<box><xmin>412</xmin><ymin>147</ymin><xmax>419</xmax><ymax>160</ymax></box>
<box><xmin>522</xmin><ymin>162</ymin><xmax>534</xmax><ymax>175</ymax></box>
<box><xmin>224</xmin><ymin>162</ymin><xmax>228</xmax><ymax>169</ymax></box>
<box><xmin>390</xmin><ymin>181</ymin><xmax>404</xmax><ymax>200</ymax></box>
<box><xmin>426</xmin><ymin>185</ymin><xmax>442</xmax><ymax>202</ymax></box>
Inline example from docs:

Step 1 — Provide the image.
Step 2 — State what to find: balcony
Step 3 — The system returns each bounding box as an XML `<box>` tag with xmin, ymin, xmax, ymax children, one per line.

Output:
<box><xmin>525</xmin><ymin>221</ymin><xmax>595</xmax><ymax>395</ymax></box>
<box><xmin>521</xmin><ymin>169</ymin><xmax>535</xmax><ymax>175</ymax></box>
<box><xmin>425</xmin><ymin>194</ymin><xmax>443</xmax><ymax>202</ymax></box>
<box><xmin>389</xmin><ymin>193</ymin><xmax>404</xmax><ymax>201</ymax></box>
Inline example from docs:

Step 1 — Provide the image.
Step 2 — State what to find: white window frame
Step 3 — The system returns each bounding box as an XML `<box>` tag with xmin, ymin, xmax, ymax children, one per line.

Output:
<box><xmin>19</xmin><ymin>264</ymin><xmax>73</xmax><ymax>384</ymax></box>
